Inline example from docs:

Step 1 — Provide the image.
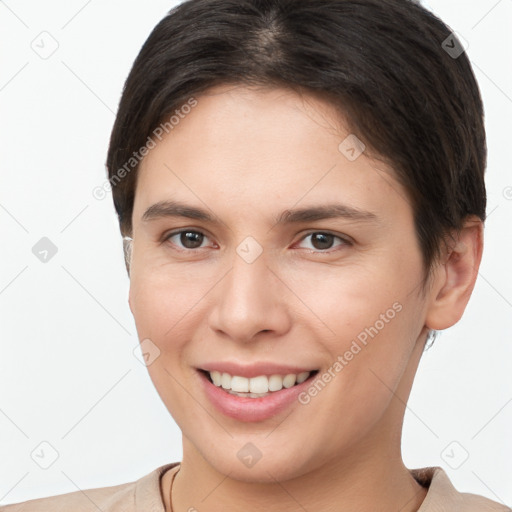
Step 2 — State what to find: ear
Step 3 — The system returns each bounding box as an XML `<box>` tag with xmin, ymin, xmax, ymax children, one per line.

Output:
<box><xmin>123</xmin><ymin>236</ymin><xmax>133</xmax><ymax>277</ymax></box>
<box><xmin>425</xmin><ymin>216</ymin><xmax>484</xmax><ymax>331</ymax></box>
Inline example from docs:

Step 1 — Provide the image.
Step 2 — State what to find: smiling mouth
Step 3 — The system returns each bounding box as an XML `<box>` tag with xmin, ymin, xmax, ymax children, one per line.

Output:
<box><xmin>199</xmin><ymin>369</ymin><xmax>319</xmax><ymax>398</ymax></box>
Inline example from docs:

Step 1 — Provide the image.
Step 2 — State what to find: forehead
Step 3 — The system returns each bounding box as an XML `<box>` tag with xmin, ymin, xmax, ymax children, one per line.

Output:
<box><xmin>134</xmin><ymin>84</ymin><xmax>411</xmax><ymax>225</ymax></box>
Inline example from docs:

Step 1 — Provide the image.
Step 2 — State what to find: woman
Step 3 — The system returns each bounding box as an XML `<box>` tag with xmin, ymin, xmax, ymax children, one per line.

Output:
<box><xmin>2</xmin><ymin>0</ymin><xmax>509</xmax><ymax>510</ymax></box>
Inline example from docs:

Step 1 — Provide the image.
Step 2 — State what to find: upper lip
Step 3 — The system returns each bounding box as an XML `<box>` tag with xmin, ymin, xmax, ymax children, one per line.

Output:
<box><xmin>198</xmin><ymin>361</ymin><xmax>317</xmax><ymax>378</ymax></box>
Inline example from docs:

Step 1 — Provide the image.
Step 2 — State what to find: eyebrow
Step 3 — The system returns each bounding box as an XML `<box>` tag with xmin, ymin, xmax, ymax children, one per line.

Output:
<box><xmin>141</xmin><ymin>200</ymin><xmax>379</xmax><ymax>225</ymax></box>
<box><xmin>142</xmin><ymin>200</ymin><xmax>216</xmax><ymax>223</ymax></box>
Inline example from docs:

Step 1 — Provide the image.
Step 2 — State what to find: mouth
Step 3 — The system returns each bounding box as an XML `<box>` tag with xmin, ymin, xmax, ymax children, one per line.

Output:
<box><xmin>198</xmin><ymin>368</ymin><xmax>320</xmax><ymax>398</ymax></box>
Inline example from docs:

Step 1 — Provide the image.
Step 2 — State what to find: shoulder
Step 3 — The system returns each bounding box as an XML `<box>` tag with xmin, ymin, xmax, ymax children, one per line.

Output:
<box><xmin>411</xmin><ymin>466</ymin><xmax>511</xmax><ymax>512</ymax></box>
<box><xmin>0</xmin><ymin>462</ymin><xmax>179</xmax><ymax>512</ymax></box>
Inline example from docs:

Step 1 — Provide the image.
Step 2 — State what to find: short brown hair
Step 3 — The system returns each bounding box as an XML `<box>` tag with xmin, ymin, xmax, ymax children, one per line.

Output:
<box><xmin>106</xmin><ymin>0</ymin><xmax>486</xmax><ymax>286</ymax></box>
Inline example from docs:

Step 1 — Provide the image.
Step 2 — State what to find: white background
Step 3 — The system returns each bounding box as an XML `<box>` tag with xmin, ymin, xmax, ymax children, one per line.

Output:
<box><xmin>0</xmin><ymin>0</ymin><xmax>511</xmax><ymax>506</ymax></box>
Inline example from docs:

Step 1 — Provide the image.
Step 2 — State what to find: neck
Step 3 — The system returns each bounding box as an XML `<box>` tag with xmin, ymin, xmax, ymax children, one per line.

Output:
<box><xmin>166</xmin><ymin>430</ymin><xmax>427</xmax><ymax>512</ymax></box>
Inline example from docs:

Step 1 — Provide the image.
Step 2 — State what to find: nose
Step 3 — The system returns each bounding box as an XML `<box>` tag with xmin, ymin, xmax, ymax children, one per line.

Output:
<box><xmin>207</xmin><ymin>248</ymin><xmax>292</xmax><ymax>343</ymax></box>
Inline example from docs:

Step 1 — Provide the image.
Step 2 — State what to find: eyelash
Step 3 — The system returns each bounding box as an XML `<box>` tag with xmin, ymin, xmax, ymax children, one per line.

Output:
<box><xmin>162</xmin><ymin>229</ymin><xmax>352</xmax><ymax>253</ymax></box>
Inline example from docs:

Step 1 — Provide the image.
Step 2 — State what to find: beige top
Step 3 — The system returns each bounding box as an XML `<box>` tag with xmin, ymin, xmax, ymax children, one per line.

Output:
<box><xmin>0</xmin><ymin>463</ymin><xmax>509</xmax><ymax>511</ymax></box>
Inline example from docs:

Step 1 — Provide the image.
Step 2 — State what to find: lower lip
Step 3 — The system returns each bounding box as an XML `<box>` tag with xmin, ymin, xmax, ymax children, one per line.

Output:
<box><xmin>197</xmin><ymin>370</ymin><xmax>317</xmax><ymax>422</ymax></box>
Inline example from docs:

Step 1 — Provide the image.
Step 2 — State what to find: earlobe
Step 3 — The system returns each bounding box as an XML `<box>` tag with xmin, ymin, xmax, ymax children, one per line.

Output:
<box><xmin>425</xmin><ymin>217</ymin><xmax>483</xmax><ymax>331</ymax></box>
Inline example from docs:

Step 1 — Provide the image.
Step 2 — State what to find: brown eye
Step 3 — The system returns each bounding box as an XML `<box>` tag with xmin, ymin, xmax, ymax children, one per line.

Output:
<box><xmin>165</xmin><ymin>230</ymin><xmax>209</xmax><ymax>250</ymax></box>
<box><xmin>310</xmin><ymin>233</ymin><xmax>335</xmax><ymax>250</ymax></box>
<box><xmin>297</xmin><ymin>232</ymin><xmax>350</xmax><ymax>252</ymax></box>
<box><xmin>180</xmin><ymin>231</ymin><xmax>204</xmax><ymax>249</ymax></box>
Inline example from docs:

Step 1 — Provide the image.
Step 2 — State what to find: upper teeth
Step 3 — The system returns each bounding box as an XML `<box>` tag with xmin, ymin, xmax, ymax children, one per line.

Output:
<box><xmin>208</xmin><ymin>371</ymin><xmax>311</xmax><ymax>393</ymax></box>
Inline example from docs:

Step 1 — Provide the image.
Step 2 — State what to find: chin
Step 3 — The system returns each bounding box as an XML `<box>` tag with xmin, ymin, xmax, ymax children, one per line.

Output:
<box><xmin>198</xmin><ymin>442</ymin><xmax>314</xmax><ymax>483</ymax></box>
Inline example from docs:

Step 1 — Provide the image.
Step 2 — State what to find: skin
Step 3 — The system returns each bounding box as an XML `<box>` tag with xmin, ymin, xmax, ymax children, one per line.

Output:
<box><xmin>127</xmin><ymin>84</ymin><xmax>483</xmax><ymax>512</ymax></box>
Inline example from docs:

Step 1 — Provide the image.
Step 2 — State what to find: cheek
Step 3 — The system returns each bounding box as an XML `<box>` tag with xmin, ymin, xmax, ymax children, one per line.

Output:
<box><xmin>295</xmin><ymin>298</ymin><xmax>420</xmax><ymax>444</ymax></box>
<box><xmin>128</xmin><ymin>263</ymin><xmax>211</xmax><ymax>336</ymax></box>
<box><xmin>279</xmin><ymin>255</ymin><xmax>408</xmax><ymax>330</ymax></box>
<box><xmin>128</xmin><ymin>268</ymin><xmax>207</xmax><ymax>426</ymax></box>
<box><xmin>281</xmin><ymin>257</ymin><xmax>422</xmax><ymax>392</ymax></box>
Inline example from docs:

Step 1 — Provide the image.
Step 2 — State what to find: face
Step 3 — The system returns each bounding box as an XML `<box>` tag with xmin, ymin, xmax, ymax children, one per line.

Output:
<box><xmin>128</xmin><ymin>84</ymin><xmax>432</xmax><ymax>482</ymax></box>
